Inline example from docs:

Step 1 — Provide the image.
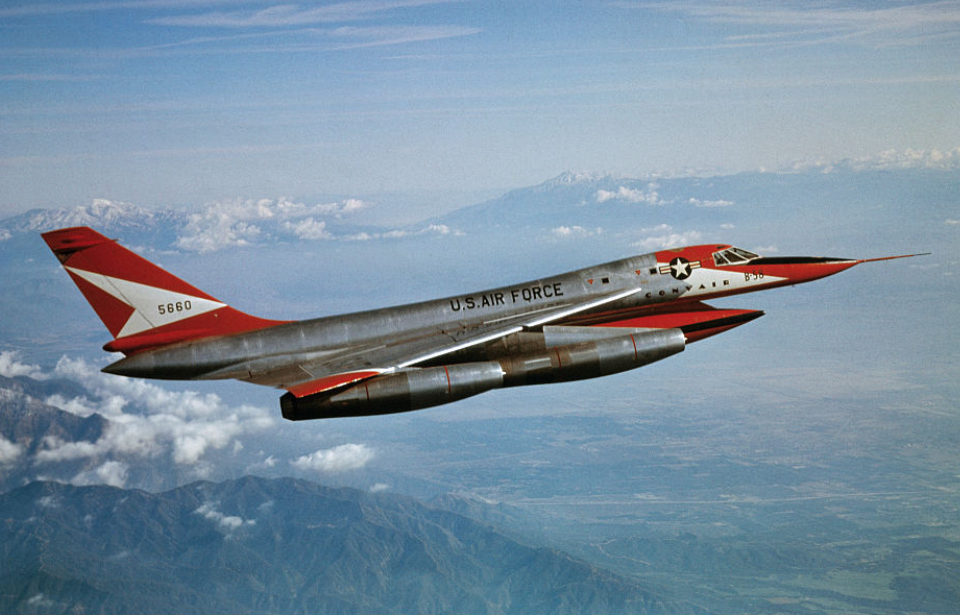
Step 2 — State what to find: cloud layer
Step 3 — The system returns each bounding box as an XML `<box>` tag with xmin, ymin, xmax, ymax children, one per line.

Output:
<box><xmin>0</xmin><ymin>195</ymin><xmax>462</xmax><ymax>253</ymax></box>
<box><xmin>35</xmin><ymin>356</ymin><xmax>277</xmax><ymax>483</ymax></box>
<box><xmin>174</xmin><ymin>197</ymin><xmax>374</xmax><ymax>252</ymax></box>
<box><xmin>290</xmin><ymin>443</ymin><xmax>375</xmax><ymax>473</ymax></box>
<box><xmin>195</xmin><ymin>502</ymin><xmax>256</xmax><ymax>533</ymax></box>
<box><xmin>148</xmin><ymin>1</ymin><xmax>471</xmax><ymax>29</ymax></box>
<box><xmin>1</xmin><ymin>350</ymin><xmax>380</xmax><ymax>490</ymax></box>
<box><xmin>595</xmin><ymin>184</ymin><xmax>664</xmax><ymax>206</ymax></box>
<box><xmin>632</xmin><ymin>226</ymin><xmax>705</xmax><ymax>251</ymax></box>
<box><xmin>636</xmin><ymin>1</ymin><xmax>960</xmax><ymax>47</ymax></box>
<box><xmin>0</xmin><ymin>351</ymin><xmax>47</xmax><ymax>380</ymax></box>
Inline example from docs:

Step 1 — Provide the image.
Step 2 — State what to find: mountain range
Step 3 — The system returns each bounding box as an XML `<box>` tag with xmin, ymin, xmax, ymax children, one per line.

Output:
<box><xmin>0</xmin><ymin>476</ymin><xmax>684</xmax><ymax>615</ymax></box>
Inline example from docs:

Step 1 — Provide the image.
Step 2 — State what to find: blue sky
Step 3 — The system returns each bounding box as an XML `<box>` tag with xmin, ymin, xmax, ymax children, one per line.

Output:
<box><xmin>2</xmin><ymin>0</ymin><xmax>959</xmax><ymax>215</ymax></box>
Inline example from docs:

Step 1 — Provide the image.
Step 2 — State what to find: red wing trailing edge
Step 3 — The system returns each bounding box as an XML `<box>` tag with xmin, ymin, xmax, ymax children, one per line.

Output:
<box><xmin>286</xmin><ymin>371</ymin><xmax>386</xmax><ymax>398</ymax></box>
<box><xmin>41</xmin><ymin>228</ymin><xmax>926</xmax><ymax>420</ymax></box>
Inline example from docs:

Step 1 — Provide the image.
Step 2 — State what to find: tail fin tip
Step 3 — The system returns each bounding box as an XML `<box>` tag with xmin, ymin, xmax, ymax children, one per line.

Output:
<box><xmin>41</xmin><ymin>226</ymin><xmax>114</xmax><ymax>263</ymax></box>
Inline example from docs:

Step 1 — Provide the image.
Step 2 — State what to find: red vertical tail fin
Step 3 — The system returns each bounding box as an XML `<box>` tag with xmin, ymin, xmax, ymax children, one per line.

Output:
<box><xmin>42</xmin><ymin>226</ymin><xmax>289</xmax><ymax>354</ymax></box>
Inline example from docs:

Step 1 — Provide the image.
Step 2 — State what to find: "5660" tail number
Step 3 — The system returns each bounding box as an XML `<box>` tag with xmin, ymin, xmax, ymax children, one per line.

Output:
<box><xmin>158</xmin><ymin>301</ymin><xmax>192</xmax><ymax>315</ymax></box>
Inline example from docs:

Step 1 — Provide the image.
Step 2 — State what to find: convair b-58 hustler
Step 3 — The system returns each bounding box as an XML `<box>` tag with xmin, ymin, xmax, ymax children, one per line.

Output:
<box><xmin>42</xmin><ymin>227</ymin><xmax>923</xmax><ymax>421</ymax></box>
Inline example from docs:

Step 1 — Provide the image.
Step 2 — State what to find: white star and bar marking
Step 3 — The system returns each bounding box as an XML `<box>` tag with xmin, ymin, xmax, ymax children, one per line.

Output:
<box><xmin>659</xmin><ymin>258</ymin><xmax>701</xmax><ymax>280</ymax></box>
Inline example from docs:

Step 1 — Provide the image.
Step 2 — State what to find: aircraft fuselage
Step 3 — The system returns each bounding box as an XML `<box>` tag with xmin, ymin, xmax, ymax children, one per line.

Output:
<box><xmin>42</xmin><ymin>227</ymin><xmax>920</xmax><ymax>420</ymax></box>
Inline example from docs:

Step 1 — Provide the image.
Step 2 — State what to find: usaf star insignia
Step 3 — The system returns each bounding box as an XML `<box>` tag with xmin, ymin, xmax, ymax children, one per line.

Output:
<box><xmin>659</xmin><ymin>257</ymin><xmax>700</xmax><ymax>280</ymax></box>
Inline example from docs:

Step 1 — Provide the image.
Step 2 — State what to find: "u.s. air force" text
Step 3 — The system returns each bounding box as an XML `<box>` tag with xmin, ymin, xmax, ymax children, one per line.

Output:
<box><xmin>449</xmin><ymin>282</ymin><xmax>564</xmax><ymax>312</ymax></box>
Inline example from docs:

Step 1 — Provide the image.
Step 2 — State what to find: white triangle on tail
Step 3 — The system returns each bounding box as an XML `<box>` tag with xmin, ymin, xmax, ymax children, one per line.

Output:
<box><xmin>65</xmin><ymin>266</ymin><xmax>226</xmax><ymax>337</ymax></box>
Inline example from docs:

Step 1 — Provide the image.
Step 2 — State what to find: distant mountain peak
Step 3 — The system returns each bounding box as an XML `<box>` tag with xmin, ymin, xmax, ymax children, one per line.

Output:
<box><xmin>2</xmin><ymin>199</ymin><xmax>155</xmax><ymax>234</ymax></box>
<box><xmin>545</xmin><ymin>171</ymin><xmax>616</xmax><ymax>186</ymax></box>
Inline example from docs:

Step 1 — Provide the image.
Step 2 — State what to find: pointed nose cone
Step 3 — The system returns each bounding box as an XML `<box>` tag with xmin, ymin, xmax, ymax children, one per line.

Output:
<box><xmin>747</xmin><ymin>252</ymin><xmax>929</xmax><ymax>287</ymax></box>
<box><xmin>749</xmin><ymin>256</ymin><xmax>860</xmax><ymax>285</ymax></box>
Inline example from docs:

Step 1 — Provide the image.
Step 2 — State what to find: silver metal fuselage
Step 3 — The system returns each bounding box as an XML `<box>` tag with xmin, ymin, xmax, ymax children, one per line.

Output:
<box><xmin>103</xmin><ymin>251</ymin><xmax>687</xmax><ymax>384</ymax></box>
<box><xmin>45</xmin><ymin>224</ymin><xmax>918</xmax><ymax>420</ymax></box>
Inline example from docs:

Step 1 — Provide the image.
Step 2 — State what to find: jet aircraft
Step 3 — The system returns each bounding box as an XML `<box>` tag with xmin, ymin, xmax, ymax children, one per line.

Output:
<box><xmin>42</xmin><ymin>227</ymin><xmax>922</xmax><ymax>420</ymax></box>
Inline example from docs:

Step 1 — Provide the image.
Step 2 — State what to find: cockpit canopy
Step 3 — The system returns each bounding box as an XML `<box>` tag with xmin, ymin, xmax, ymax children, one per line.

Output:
<box><xmin>712</xmin><ymin>246</ymin><xmax>760</xmax><ymax>266</ymax></box>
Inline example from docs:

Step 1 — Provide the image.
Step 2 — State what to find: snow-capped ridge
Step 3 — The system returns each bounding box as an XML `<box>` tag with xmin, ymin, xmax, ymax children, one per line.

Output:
<box><xmin>543</xmin><ymin>171</ymin><xmax>616</xmax><ymax>187</ymax></box>
<box><xmin>3</xmin><ymin>199</ymin><xmax>156</xmax><ymax>234</ymax></box>
<box><xmin>0</xmin><ymin>196</ymin><xmax>461</xmax><ymax>252</ymax></box>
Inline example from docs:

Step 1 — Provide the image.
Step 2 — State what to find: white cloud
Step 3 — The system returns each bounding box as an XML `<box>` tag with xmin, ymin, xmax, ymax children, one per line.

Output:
<box><xmin>44</xmin><ymin>393</ymin><xmax>125</xmax><ymax>418</ymax></box>
<box><xmin>633</xmin><ymin>230</ymin><xmax>705</xmax><ymax>251</ymax></box>
<box><xmin>688</xmin><ymin>197</ymin><xmax>735</xmax><ymax>208</ymax></box>
<box><xmin>789</xmin><ymin>147</ymin><xmax>960</xmax><ymax>174</ymax></box>
<box><xmin>148</xmin><ymin>2</ymin><xmax>476</xmax><ymax>31</ymax></box>
<box><xmin>640</xmin><ymin>2</ymin><xmax>960</xmax><ymax>47</ymax></box>
<box><xmin>174</xmin><ymin>198</ymin><xmax>284</xmax><ymax>251</ymax></box>
<box><xmin>94</xmin><ymin>460</ymin><xmax>129</xmax><ymax>487</ymax></box>
<box><xmin>344</xmin><ymin>224</ymin><xmax>458</xmax><ymax>241</ymax></box>
<box><xmin>0</xmin><ymin>436</ymin><xmax>24</xmax><ymax>465</ymax></box>
<box><xmin>340</xmin><ymin>198</ymin><xmax>367</xmax><ymax>213</ymax></box>
<box><xmin>34</xmin><ymin>356</ymin><xmax>275</xmax><ymax>473</ymax></box>
<box><xmin>195</xmin><ymin>502</ymin><xmax>255</xmax><ymax>532</ymax></box>
<box><xmin>424</xmin><ymin>223</ymin><xmax>454</xmax><ymax>235</ymax></box>
<box><xmin>273</xmin><ymin>197</ymin><xmax>369</xmax><ymax>218</ymax></box>
<box><xmin>641</xmin><ymin>223</ymin><xmax>672</xmax><ymax>233</ymax></box>
<box><xmin>550</xmin><ymin>225</ymin><xmax>601</xmax><ymax>238</ymax></box>
<box><xmin>327</xmin><ymin>25</ymin><xmax>483</xmax><ymax>49</ymax></box>
<box><xmin>71</xmin><ymin>460</ymin><xmax>129</xmax><ymax>488</ymax></box>
<box><xmin>26</xmin><ymin>594</ymin><xmax>58</xmax><ymax>609</ymax></box>
<box><xmin>174</xmin><ymin>197</ymin><xmax>377</xmax><ymax>251</ymax></box>
<box><xmin>173</xmin><ymin>196</ymin><xmax>312</xmax><ymax>252</ymax></box>
<box><xmin>37</xmin><ymin>495</ymin><xmax>60</xmax><ymax>509</ymax></box>
<box><xmin>34</xmin><ymin>437</ymin><xmax>100</xmax><ymax>464</ymax></box>
<box><xmin>0</xmin><ymin>350</ymin><xmax>47</xmax><ymax>379</ymax></box>
<box><xmin>596</xmin><ymin>184</ymin><xmax>663</xmax><ymax>205</ymax></box>
<box><xmin>946</xmin><ymin>219</ymin><xmax>959</xmax><ymax>225</ymax></box>
<box><xmin>176</xmin><ymin>214</ymin><xmax>261</xmax><ymax>253</ymax></box>
<box><xmin>291</xmin><ymin>443</ymin><xmax>374</xmax><ymax>473</ymax></box>
<box><xmin>282</xmin><ymin>217</ymin><xmax>333</xmax><ymax>241</ymax></box>
<box><xmin>247</xmin><ymin>454</ymin><xmax>278</xmax><ymax>472</ymax></box>
<box><xmin>9</xmin><ymin>193</ymin><xmax>439</xmax><ymax>252</ymax></box>
<box><xmin>370</xmin><ymin>482</ymin><xmax>390</xmax><ymax>493</ymax></box>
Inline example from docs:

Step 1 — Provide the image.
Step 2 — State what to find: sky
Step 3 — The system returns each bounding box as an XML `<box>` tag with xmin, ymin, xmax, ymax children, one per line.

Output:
<box><xmin>2</xmin><ymin>0</ymin><xmax>960</xmax><ymax>216</ymax></box>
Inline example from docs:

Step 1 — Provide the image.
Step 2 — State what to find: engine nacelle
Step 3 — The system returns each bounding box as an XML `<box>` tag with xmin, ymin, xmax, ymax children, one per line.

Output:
<box><xmin>281</xmin><ymin>362</ymin><xmax>505</xmax><ymax>420</ymax></box>
<box><xmin>280</xmin><ymin>328</ymin><xmax>685</xmax><ymax>420</ymax></box>
<box><xmin>498</xmin><ymin>328</ymin><xmax>685</xmax><ymax>386</ymax></box>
